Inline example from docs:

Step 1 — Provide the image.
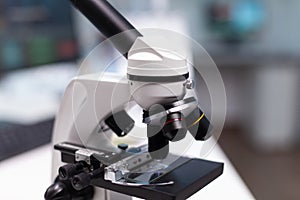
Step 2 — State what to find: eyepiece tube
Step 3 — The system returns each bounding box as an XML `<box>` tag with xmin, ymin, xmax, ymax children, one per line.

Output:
<box><xmin>69</xmin><ymin>0</ymin><xmax>142</xmax><ymax>58</ymax></box>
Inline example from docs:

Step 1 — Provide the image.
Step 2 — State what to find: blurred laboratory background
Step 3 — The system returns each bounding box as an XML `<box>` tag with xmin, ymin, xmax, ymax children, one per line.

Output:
<box><xmin>0</xmin><ymin>0</ymin><xmax>299</xmax><ymax>199</ymax></box>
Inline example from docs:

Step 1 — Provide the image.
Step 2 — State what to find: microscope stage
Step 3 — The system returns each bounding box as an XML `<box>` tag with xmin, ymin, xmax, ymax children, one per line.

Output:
<box><xmin>91</xmin><ymin>157</ymin><xmax>223</xmax><ymax>200</ymax></box>
<box><xmin>54</xmin><ymin>142</ymin><xmax>223</xmax><ymax>200</ymax></box>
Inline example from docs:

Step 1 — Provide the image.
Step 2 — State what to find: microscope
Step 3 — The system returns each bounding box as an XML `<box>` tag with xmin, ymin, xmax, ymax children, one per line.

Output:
<box><xmin>45</xmin><ymin>0</ymin><xmax>223</xmax><ymax>199</ymax></box>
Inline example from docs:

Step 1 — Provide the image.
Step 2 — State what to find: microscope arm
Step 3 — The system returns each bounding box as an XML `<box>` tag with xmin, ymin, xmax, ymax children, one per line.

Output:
<box><xmin>51</xmin><ymin>74</ymin><xmax>131</xmax><ymax>176</ymax></box>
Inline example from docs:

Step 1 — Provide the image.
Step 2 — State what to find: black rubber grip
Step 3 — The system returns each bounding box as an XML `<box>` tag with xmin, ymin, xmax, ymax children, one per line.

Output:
<box><xmin>69</xmin><ymin>0</ymin><xmax>142</xmax><ymax>58</ymax></box>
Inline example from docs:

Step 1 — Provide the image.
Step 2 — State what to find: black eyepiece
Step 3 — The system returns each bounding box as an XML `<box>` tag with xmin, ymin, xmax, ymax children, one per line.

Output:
<box><xmin>69</xmin><ymin>0</ymin><xmax>142</xmax><ymax>58</ymax></box>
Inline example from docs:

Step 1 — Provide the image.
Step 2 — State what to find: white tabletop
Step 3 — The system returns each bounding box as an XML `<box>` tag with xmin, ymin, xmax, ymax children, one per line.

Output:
<box><xmin>0</xmin><ymin>141</ymin><xmax>254</xmax><ymax>200</ymax></box>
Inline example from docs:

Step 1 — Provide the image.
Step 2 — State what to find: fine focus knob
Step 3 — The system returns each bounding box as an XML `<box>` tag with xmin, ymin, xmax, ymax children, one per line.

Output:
<box><xmin>71</xmin><ymin>168</ymin><xmax>103</xmax><ymax>191</ymax></box>
<box><xmin>59</xmin><ymin>162</ymin><xmax>85</xmax><ymax>180</ymax></box>
<box><xmin>72</xmin><ymin>172</ymin><xmax>91</xmax><ymax>191</ymax></box>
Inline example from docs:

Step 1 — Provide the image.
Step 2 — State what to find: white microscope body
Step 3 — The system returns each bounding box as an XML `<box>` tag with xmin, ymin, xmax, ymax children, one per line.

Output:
<box><xmin>45</xmin><ymin>1</ymin><xmax>220</xmax><ymax>200</ymax></box>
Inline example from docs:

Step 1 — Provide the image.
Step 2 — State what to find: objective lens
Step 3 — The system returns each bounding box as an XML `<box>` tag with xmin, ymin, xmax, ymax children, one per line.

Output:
<box><xmin>162</xmin><ymin>112</ymin><xmax>187</xmax><ymax>142</ymax></box>
<box><xmin>186</xmin><ymin>107</ymin><xmax>211</xmax><ymax>141</ymax></box>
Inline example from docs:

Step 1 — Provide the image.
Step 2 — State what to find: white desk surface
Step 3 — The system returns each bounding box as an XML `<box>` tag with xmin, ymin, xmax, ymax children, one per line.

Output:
<box><xmin>0</xmin><ymin>142</ymin><xmax>254</xmax><ymax>200</ymax></box>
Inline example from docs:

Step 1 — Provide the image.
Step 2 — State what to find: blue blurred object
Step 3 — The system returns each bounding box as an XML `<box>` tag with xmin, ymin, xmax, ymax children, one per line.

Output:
<box><xmin>207</xmin><ymin>0</ymin><xmax>265</xmax><ymax>44</ymax></box>
<box><xmin>2</xmin><ymin>40</ymin><xmax>24</xmax><ymax>69</ymax></box>
<box><xmin>231</xmin><ymin>0</ymin><xmax>265</xmax><ymax>34</ymax></box>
